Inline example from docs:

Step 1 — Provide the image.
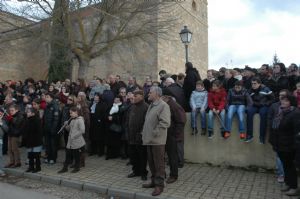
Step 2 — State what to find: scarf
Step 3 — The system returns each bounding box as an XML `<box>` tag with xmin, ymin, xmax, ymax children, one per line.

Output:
<box><xmin>109</xmin><ymin>102</ymin><xmax>122</xmax><ymax>115</ymax></box>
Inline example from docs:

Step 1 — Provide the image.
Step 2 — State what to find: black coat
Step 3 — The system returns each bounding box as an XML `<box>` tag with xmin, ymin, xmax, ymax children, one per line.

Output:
<box><xmin>163</xmin><ymin>83</ymin><xmax>188</xmax><ymax>111</ymax></box>
<box><xmin>7</xmin><ymin>111</ymin><xmax>24</xmax><ymax>137</ymax></box>
<box><xmin>106</xmin><ymin>105</ymin><xmax>124</xmax><ymax>147</ymax></box>
<box><xmin>43</xmin><ymin>100</ymin><xmax>60</xmax><ymax>135</ymax></box>
<box><xmin>223</xmin><ymin>77</ymin><xmax>238</xmax><ymax>92</ymax></box>
<box><xmin>272</xmin><ymin>75</ymin><xmax>289</xmax><ymax>99</ymax></box>
<box><xmin>183</xmin><ymin>68</ymin><xmax>201</xmax><ymax>109</ymax></box>
<box><xmin>269</xmin><ymin>108</ymin><xmax>300</xmax><ymax>152</ymax></box>
<box><xmin>90</xmin><ymin>101</ymin><xmax>109</xmax><ymax>141</ymax></box>
<box><xmin>23</xmin><ymin>115</ymin><xmax>43</xmax><ymax>148</ymax></box>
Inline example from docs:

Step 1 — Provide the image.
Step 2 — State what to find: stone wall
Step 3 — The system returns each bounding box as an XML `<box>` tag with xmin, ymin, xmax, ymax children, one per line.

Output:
<box><xmin>184</xmin><ymin>113</ymin><xmax>275</xmax><ymax>169</ymax></box>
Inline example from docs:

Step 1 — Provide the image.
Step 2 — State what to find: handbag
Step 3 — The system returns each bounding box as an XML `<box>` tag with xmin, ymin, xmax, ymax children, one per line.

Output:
<box><xmin>109</xmin><ymin>123</ymin><xmax>122</xmax><ymax>133</ymax></box>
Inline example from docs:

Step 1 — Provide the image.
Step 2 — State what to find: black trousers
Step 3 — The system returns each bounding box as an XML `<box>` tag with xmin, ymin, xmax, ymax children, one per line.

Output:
<box><xmin>278</xmin><ymin>151</ymin><xmax>298</xmax><ymax>189</ymax></box>
<box><xmin>90</xmin><ymin>140</ymin><xmax>105</xmax><ymax>156</ymax></box>
<box><xmin>129</xmin><ymin>144</ymin><xmax>147</xmax><ymax>176</ymax></box>
<box><xmin>64</xmin><ymin>148</ymin><xmax>80</xmax><ymax>169</ymax></box>
<box><xmin>46</xmin><ymin>134</ymin><xmax>58</xmax><ymax>162</ymax></box>
<box><xmin>166</xmin><ymin>135</ymin><xmax>178</xmax><ymax>177</ymax></box>
<box><xmin>28</xmin><ymin>152</ymin><xmax>41</xmax><ymax>170</ymax></box>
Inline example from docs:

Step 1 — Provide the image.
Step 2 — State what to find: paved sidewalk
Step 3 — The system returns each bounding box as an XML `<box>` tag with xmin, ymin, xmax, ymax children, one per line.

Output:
<box><xmin>3</xmin><ymin>149</ymin><xmax>298</xmax><ymax>199</ymax></box>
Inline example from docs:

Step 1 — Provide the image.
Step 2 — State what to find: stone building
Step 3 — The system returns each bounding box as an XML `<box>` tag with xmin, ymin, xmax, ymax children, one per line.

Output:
<box><xmin>0</xmin><ymin>0</ymin><xmax>208</xmax><ymax>83</ymax></box>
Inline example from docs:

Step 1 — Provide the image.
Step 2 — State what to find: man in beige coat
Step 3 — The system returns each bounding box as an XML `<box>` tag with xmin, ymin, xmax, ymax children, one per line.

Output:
<box><xmin>142</xmin><ymin>86</ymin><xmax>171</xmax><ymax>196</ymax></box>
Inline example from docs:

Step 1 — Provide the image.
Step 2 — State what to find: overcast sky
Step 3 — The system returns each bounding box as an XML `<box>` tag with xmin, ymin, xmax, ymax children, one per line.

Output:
<box><xmin>208</xmin><ymin>0</ymin><xmax>300</xmax><ymax>69</ymax></box>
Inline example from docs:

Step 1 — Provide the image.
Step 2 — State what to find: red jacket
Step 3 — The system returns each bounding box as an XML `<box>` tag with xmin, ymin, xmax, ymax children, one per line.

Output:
<box><xmin>208</xmin><ymin>88</ymin><xmax>227</xmax><ymax>111</ymax></box>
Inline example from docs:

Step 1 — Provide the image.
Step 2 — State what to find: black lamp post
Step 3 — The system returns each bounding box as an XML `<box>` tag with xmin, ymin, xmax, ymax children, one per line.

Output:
<box><xmin>179</xmin><ymin>26</ymin><xmax>193</xmax><ymax>63</ymax></box>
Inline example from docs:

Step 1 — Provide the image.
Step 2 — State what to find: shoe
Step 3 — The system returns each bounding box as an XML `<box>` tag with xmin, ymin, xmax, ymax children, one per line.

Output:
<box><xmin>49</xmin><ymin>160</ymin><xmax>55</xmax><ymax>165</ymax></box>
<box><xmin>4</xmin><ymin>163</ymin><xmax>14</xmax><ymax>168</ymax></box>
<box><xmin>57</xmin><ymin>168</ymin><xmax>68</xmax><ymax>174</ymax></box>
<box><xmin>127</xmin><ymin>172</ymin><xmax>139</xmax><ymax>178</ymax></box>
<box><xmin>152</xmin><ymin>186</ymin><xmax>163</xmax><ymax>196</ymax></box>
<box><xmin>166</xmin><ymin>176</ymin><xmax>177</xmax><ymax>184</ymax></box>
<box><xmin>25</xmin><ymin>168</ymin><xmax>34</xmax><ymax>172</ymax></box>
<box><xmin>208</xmin><ymin>131</ymin><xmax>214</xmax><ymax>139</ymax></box>
<box><xmin>239</xmin><ymin>133</ymin><xmax>246</xmax><ymax>139</ymax></box>
<box><xmin>126</xmin><ymin>161</ymin><xmax>131</xmax><ymax>166</ymax></box>
<box><xmin>71</xmin><ymin>168</ymin><xmax>80</xmax><ymax>173</ymax></box>
<box><xmin>244</xmin><ymin>136</ymin><xmax>253</xmax><ymax>143</ymax></box>
<box><xmin>44</xmin><ymin>159</ymin><xmax>48</xmax><ymax>164</ymax></box>
<box><xmin>70</xmin><ymin>164</ymin><xmax>75</xmax><ymax>168</ymax></box>
<box><xmin>141</xmin><ymin>175</ymin><xmax>147</xmax><ymax>181</ymax></box>
<box><xmin>11</xmin><ymin>163</ymin><xmax>21</xmax><ymax>168</ymax></box>
<box><xmin>201</xmin><ymin>128</ymin><xmax>206</xmax><ymax>135</ymax></box>
<box><xmin>285</xmin><ymin>188</ymin><xmax>299</xmax><ymax>196</ymax></box>
<box><xmin>281</xmin><ymin>184</ymin><xmax>290</xmax><ymax>192</ymax></box>
<box><xmin>223</xmin><ymin>132</ymin><xmax>230</xmax><ymax>139</ymax></box>
<box><xmin>142</xmin><ymin>183</ymin><xmax>155</xmax><ymax>188</ymax></box>
<box><xmin>277</xmin><ymin>176</ymin><xmax>284</xmax><ymax>183</ymax></box>
<box><xmin>32</xmin><ymin>168</ymin><xmax>41</xmax><ymax>173</ymax></box>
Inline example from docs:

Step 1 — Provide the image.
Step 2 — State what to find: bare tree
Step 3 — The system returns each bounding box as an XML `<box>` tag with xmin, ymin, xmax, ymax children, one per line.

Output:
<box><xmin>1</xmin><ymin>0</ymin><xmax>177</xmax><ymax>79</ymax></box>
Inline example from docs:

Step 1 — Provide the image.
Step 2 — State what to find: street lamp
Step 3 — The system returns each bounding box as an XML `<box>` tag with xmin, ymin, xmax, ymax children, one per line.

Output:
<box><xmin>179</xmin><ymin>25</ymin><xmax>192</xmax><ymax>63</ymax></box>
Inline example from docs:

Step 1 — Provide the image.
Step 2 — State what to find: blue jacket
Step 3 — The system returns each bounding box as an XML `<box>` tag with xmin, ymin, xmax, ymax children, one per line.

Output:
<box><xmin>189</xmin><ymin>89</ymin><xmax>208</xmax><ymax>110</ymax></box>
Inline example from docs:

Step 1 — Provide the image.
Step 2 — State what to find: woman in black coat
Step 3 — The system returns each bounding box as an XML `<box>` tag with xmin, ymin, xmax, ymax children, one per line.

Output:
<box><xmin>269</xmin><ymin>95</ymin><xmax>299</xmax><ymax>196</ymax></box>
<box><xmin>183</xmin><ymin>62</ymin><xmax>201</xmax><ymax>111</ymax></box>
<box><xmin>23</xmin><ymin>108</ymin><xmax>43</xmax><ymax>173</ymax></box>
<box><xmin>106</xmin><ymin>95</ymin><xmax>124</xmax><ymax>160</ymax></box>
<box><xmin>89</xmin><ymin>93</ymin><xmax>109</xmax><ymax>156</ymax></box>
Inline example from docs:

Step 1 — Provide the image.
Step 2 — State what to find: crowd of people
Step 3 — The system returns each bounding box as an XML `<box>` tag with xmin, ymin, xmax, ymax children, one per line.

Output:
<box><xmin>0</xmin><ymin>61</ymin><xmax>300</xmax><ymax>196</ymax></box>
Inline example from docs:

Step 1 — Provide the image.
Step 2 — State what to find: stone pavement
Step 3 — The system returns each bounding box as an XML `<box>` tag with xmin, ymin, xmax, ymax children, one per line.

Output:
<box><xmin>3</xmin><ymin>149</ymin><xmax>299</xmax><ymax>199</ymax></box>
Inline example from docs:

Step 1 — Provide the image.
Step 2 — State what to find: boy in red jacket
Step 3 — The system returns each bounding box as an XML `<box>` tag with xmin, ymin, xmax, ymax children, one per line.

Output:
<box><xmin>207</xmin><ymin>80</ymin><xmax>227</xmax><ymax>138</ymax></box>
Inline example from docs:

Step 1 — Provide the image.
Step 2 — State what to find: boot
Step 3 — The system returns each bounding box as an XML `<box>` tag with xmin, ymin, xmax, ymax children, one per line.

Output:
<box><xmin>58</xmin><ymin>165</ymin><xmax>68</xmax><ymax>173</ymax></box>
<box><xmin>26</xmin><ymin>152</ymin><xmax>34</xmax><ymax>172</ymax></box>
<box><xmin>80</xmin><ymin>152</ymin><xmax>85</xmax><ymax>168</ymax></box>
<box><xmin>32</xmin><ymin>153</ymin><xmax>41</xmax><ymax>173</ymax></box>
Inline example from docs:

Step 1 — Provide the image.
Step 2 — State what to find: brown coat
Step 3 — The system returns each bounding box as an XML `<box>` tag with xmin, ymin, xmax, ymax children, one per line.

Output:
<box><xmin>165</xmin><ymin>97</ymin><xmax>187</xmax><ymax>141</ymax></box>
<box><xmin>128</xmin><ymin>100</ymin><xmax>149</xmax><ymax>145</ymax></box>
<box><xmin>142</xmin><ymin>99</ymin><xmax>171</xmax><ymax>145</ymax></box>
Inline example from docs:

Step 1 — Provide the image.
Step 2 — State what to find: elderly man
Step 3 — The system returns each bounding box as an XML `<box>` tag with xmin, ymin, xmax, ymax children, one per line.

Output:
<box><xmin>142</xmin><ymin>86</ymin><xmax>171</xmax><ymax>196</ymax></box>
<box><xmin>163</xmin><ymin>77</ymin><xmax>187</xmax><ymax>111</ymax></box>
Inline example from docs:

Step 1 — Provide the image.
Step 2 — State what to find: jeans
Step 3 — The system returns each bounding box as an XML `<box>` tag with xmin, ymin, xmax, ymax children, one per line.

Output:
<box><xmin>0</xmin><ymin>142</ymin><xmax>4</xmax><ymax>174</ymax></box>
<box><xmin>226</xmin><ymin>105</ymin><xmax>246</xmax><ymax>133</ymax></box>
<box><xmin>191</xmin><ymin>108</ymin><xmax>206</xmax><ymax>129</ymax></box>
<box><xmin>208</xmin><ymin>109</ymin><xmax>226</xmax><ymax>134</ymax></box>
<box><xmin>246</xmin><ymin>106</ymin><xmax>269</xmax><ymax>142</ymax></box>
<box><xmin>276</xmin><ymin>153</ymin><xmax>284</xmax><ymax>177</ymax></box>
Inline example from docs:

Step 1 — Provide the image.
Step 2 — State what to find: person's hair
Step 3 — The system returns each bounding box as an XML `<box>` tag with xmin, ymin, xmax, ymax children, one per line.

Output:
<box><xmin>170</xmin><ymin>75</ymin><xmax>177</xmax><ymax>82</ymax></box>
<box><xmin>166</xmin><ymin>77</ymin><xmax>175</xmax><ymax>84</ymax></box>
<box><xmin>26</xmin><ymin>107</ymin><xmax>37</xmax><ymax>115</ymax></box>
<box><xmin>70</xmin><ymin>106</ymin><xmax>80</xmax><ymax>113</ymax></box>
<box><xmin>196</xmin><ymin>80</ymin><xmax>204</xmax><ymax>86</ymax></box>
<box><xmin>32</xmin><ymin>98</ymin><xmax>41</xmax><ymax>105</ymax></box>
<box><xmin>45</xmin><ymin>92</ymin><xmax>55</xmax><ymax>99</ymax></box>
<box><xmin>115</xmin><ymin>95</ymin><xmax>124</xmax><ymax>103</ymax></box>
<box><xmin>94</xmin><ymin>93</ymin><xmax>101</xmax><ymax>99</ymax></box>
<box><xmin>234</xmin><ymin>80</ymin><xmax>243</xmax><ymax>87</ymax></box>
<box><xmin>290</xmin><ymin>63</ymin><xmax>298</xmax><ymax>71</ymax></box>
<box><xmin>212</xmin><ymin>80</ymin><xmax>222</xmax><ymax>87</ymax></box>
<box><xmin>274</xmin><ymin>63</ymin><xmax>286</xmax><ymax>73</ymax></box>
<box><xmin>251</xmin><ymin>77</ymin><xmax>262</xmax><ymax>84</ymax></box>
<box><xmin>150</xmin><ymin>86</ymin><xmax>163</xmax><ymax>97</ymax></box>
<box><xmin>177</xmin><ymin>73</ymin><xmax>185</xmax><ymax>80</ymax></box>
<box><xmin>281</xmin><ymin>94</ymin><xmax>297</xmax><ymax>107</ymax></box>
<box><xmin>261</xmin><ymin>64</ymin><xmax>269</xmax><ymax>70</ymax></box>
<box><xmin>9</xmin><ymin>104</ymin><xmax>19</xmax><ymax>111</ymax></box>
<box><xmin>185</xmin><ymin>62</ymin><xmax>193</xmax><ymax>70</ymax></box>
<box><xmin>159</xmin><ymin>70</ymin><xmax>167</xmax><ymax>75</ymax></box>
<box><xmin>279</xmin><ymin>89</ymin><xmax>290</xmax><ymax>96</ymax></box>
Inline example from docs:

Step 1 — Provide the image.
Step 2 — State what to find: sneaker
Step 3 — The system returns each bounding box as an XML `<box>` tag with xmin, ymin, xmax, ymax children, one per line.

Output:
<box><xmin>58</xmin><ymin>168</ymin><xmax>68</xmax><ymax>174</ymax></box>
<box><xmin>281</xmin><ymin>184</ymin><xmax>290</xmax><ymax>192</ymax></box>
<box><xmin>223</xmin><ymin>132</ymin><xmax>230</xmax><ymax>139</ymax></box>
<box><xmin>277</xmin><ymin>176</ymin><xmax>284</xmax><ymax>183</ymax></box>
<box><xmin>49</xmin><ymin>160</ymin><xmax>55</xmax><ymax>165</ymax></box>
<box><xmin>244</xmin><ymin>136</ymin><xmax>253</xmax><ymax>143</ymax></box>
<box><xmin>201</xmin><ymin>128</ymin><xmax>206</xmax><ymax>135</ymax></box>
<box><xmin>239</xmin><ymin>133</ymin><xmax>246</xmax><ymax>139</ymax></box>
<box><xmin>285</xmin><ymin>188</ymin><xmax>299</xmax><ymax>196</ymax></box>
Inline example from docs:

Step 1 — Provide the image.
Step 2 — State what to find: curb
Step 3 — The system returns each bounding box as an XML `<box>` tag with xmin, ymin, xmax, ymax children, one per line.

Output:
<box><xmin>3</xmin><ymin>168</ymin><xmax>161</xmax><ymax>199</ymax></box>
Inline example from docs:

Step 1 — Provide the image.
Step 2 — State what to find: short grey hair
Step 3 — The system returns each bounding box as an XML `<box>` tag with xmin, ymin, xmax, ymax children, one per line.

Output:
<box><xmin>150</xmin><ymin>86</ymin><xmax>162</xmax><ymax>97</ymax></box>
<box><xmin>166</xmin><ymin>77</ymin><xmax>175</xmax><ymax>84</ymax></box>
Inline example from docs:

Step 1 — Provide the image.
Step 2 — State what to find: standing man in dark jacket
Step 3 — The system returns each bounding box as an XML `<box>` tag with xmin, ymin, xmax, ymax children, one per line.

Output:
<box><xmin>127</xmin><ymin>90</ymin><xmax>149</xmax><ymax>180</ymax></box>
<box><xmin>183</xmin><ymin>62</ymin><xmax>201</xmax><ymax>111</ymax></box>
<box><xmin>163</xmin><ymin>78</ymin><xmax>188</xmax><ymax>111</ymax></box>
<box><xmin>44</xmin><ymin>93</ymin><xmax>60</xmax><ymax>164</ymax></box>
<box><xmin>162</xmin><ymin>95</ymin><xmax>186</xmax><ymax>183</ymax></box>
